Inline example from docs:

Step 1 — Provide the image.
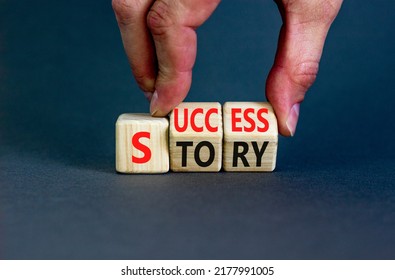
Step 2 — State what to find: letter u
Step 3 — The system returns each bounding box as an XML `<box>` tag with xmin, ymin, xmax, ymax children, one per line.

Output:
<box><xmin>174</xmin><ymin>108</ymin><xmax>188</xmax><ymax>132</ymax></box>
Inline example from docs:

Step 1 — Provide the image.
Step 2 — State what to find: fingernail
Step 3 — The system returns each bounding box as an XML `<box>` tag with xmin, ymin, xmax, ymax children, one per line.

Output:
<box><xmin>286</xmin><ymin>103</ymin><xmax>300</xmax><ymax>137</ymax></box>
<box><xmin>144</xmin><ymin>91</ymin><xmax>153</xmax><ymax>101</ymax></box>
<box><xmin>150</xmin><ymin>90</ymin><xmax>169</xmax><ymax>117</ymax></box>
<box><xmin>150</xmin><ymin>90</ymin><xmax>160</xmax><ymax>116</ymax></box>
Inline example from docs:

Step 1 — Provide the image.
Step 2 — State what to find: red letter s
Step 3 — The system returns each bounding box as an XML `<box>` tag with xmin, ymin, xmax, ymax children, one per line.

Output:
<box><xmin>243</xmin><ymin>108</ymin><xmax>255</xmax><ymax>132</ymax></box>
<box><xmin>132</xmin><ymin>132</ymin><xmax>151</xmax><ymax>164</ymax></box>
<box><xmin>257</xmin><ymin>108</ymin><xmax>269</xmax><ymax>132</ymax></box>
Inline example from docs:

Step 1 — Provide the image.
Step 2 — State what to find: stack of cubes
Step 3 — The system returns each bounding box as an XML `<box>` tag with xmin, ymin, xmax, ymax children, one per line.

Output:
<box><xmin>116</xmin><ymin>102</ymin><xmax>278</xmax><ymax>173</ymax></box>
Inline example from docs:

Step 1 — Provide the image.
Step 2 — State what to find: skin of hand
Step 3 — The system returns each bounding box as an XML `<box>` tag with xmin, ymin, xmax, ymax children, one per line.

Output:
<box><xmin>112</xmin><ymin>0</ymin><xmax>343</xmax><ymax>136</ymax></box>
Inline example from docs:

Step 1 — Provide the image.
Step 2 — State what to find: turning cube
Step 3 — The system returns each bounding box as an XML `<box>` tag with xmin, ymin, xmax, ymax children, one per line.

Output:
<box><xmin>223</xmin><ymin>102</ymin><xmax>278</xmax><ymax>171</ymax></box>
<box><xmin>116</xmin><ymin>114</ymin><xmax>169</xmax><ymax>173</ymax></box>
<box><xmin>169</xmin><ymin>102</ymin><xmax>223</xmax><ymax>172</ymax></box>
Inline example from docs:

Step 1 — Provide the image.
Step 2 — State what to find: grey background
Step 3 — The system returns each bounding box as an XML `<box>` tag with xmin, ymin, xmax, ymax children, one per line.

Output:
<box><xmin>1</xmin><ymin>0</ymin><xmax>394</xmax><ymax>259</ymax></box>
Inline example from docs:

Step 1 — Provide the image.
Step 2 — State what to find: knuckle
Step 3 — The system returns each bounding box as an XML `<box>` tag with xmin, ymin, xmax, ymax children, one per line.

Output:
<box><xmin>290</xmin><ymin>61</ymin><xmax>319</xmax><ymax>90</ymax></box>
<box><xmin>112</xmin><ymin>0</ymin><xmax>139</xmax><ymax>26</ymax></box>
<box><xmin>147</xmin><ymin>0</ymin><xmax>175</xmax><ymax>35</ymax></box>
<box><xmin>284</xmin><ymin>0</ymin><xmax>341</xmax><ymax>26</ymax></box>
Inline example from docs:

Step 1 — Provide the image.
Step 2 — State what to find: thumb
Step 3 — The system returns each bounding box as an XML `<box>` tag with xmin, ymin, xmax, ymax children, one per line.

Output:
<box><xmin>266</xmin><ymin>0</ymin><xmax>342</xmax><ymax>136</ymax></box>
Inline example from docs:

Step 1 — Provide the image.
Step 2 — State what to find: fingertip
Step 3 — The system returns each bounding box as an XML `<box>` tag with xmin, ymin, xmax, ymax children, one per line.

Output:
<box><xmin>137</xmin><ymin>76</ymin><xmax>156</xmax><ymax>94</ymax></box>
<box><xmin>285</xmin><ymin>103</ymin><xmax>300</xmax><ymax>137</ymax></box>
<box><xmin>271</xmin><ymin>103</ymin><xmax>300</xmax><ymax>137</ymax></box>
<box><xmin>267</xmin><ymin>89</ymin><xmax>300</xmax><ymax>137</ymax></box>
<box><xmin>266</xmin><ymin>68</ymin><xmax>301</xmax><ymax>137</ymax></box>
<box><xmin>149</xmin><ymin>90</ymin><xmax>168</xmax><ymax>117</ymax></box>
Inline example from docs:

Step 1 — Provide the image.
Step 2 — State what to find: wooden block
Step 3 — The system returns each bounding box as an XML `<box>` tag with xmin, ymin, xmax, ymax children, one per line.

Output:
<box><xmin>116</xmin><ymin>113</ymin><xmax>169</xmax><ymax>173</ymax></box>
<box><xmin>169</xmin><ymin>102</ymin><xmax>223</xmax><ymax>172</ymax></box>
<box><xmin>223</xmin><ymin>102</ymin><xmax>278</xmax><ymax>172</ymax></box>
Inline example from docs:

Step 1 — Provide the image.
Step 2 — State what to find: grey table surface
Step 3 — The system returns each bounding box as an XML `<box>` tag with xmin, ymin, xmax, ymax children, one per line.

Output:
<box><xmin>1</xmin><ymin>0</ymin><xmax>395</xmax><ymax>259</ymax></box>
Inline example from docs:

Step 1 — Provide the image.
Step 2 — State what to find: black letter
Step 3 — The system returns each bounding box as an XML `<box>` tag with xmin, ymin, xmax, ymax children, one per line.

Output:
<box><xmin>194</xmin><ymin>141</ymin><xmax>215</xmax><ymax>167</ymax></box>
<box><xmin>176</xmin><ymin>141</ymin><xmax>193</xmax><ymax>167</ymax></box>
<box><xmin>233</xmin><ymin>142</ymin><xmax>249</xmax><ymax>167</ymax></box>
<box><xmin>252</xmin><ymin>141</ymin><xmax>268</xmax><ymax>167</ymax></box>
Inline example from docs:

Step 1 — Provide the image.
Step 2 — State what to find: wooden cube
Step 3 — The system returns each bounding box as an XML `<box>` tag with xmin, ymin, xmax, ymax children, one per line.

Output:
<box><xmin>116</xmin><ymin>114</ymin><xmax>169</xmax><ymax>173</ymax></box>
<box><xmin>223</xmin><ymin>102</ymin><xmax>278</xmax><ymax>171</ymax></box>
<box><xmin>169</xmin><ymin>102</ymin><xmax>223</xmax><ymax>172</ymax></box>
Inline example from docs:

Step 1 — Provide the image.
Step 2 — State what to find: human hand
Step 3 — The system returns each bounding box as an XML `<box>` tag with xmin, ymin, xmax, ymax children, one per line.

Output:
<box><xmin>112</xmin><ymin>0</ymin><xmax>343</xmax><ymax>136</ymax></box>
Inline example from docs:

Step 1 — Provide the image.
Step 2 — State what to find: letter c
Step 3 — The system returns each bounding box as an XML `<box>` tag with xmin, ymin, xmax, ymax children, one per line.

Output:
<box><xmin>205</xmin><ymin>108</ymin><xmax>218</xmax><ymax>132</ymax></box>
<box><xmin>191</xmin><ymin>108</ymin><xmax>204</xmax><ymax>132</ymax></box>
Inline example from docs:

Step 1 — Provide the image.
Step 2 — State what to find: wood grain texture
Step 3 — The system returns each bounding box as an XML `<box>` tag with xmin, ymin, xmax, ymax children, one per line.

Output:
<box><xmin>223</xmin><ymin>102</ymin><xmax>278</xmax><ymax>172</ymax></box>
<box><xmin>169</xmin><ymin>102</ymin><xmax>223</xmax><ymax>172</ymax></box>
<box><xmin>116</xmin><ymin>114</ymin><xmax>169</xmax><ymax>173</ymax></box>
